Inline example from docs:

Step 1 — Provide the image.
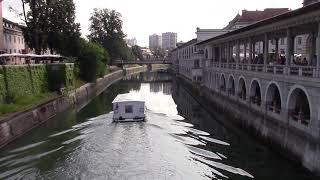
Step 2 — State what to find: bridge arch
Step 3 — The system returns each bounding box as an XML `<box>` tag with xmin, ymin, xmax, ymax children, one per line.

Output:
<box><xmin>228</xmin><ymin>75</ymin><xmax>235</xmax><ymax>96</ymax></box>
<box><xmin>287</xmin><ymin>86</ymin><xmax>312</xmax><ymax>126</ymax></box>
<box><xmin>249</xmin><ymin>79</ymin><xmax>262</xmax><ymax>106</ymax></box>
<box><xmin>238</xmin><ymin>77</ymin><xmax>247</xmax><ymax>100</ymax></box>
<box><xmin>220</xmin><ymin>74</ymin><xmax>226</xmax><ymax>92</ymax></box>
<box><xmin>265</xmin><ymin>82</ymin><xmax>282</xmax><ymax>114</ymax></box>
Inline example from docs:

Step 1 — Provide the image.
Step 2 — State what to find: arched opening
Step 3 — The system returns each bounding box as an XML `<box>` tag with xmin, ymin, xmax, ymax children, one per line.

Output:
<box><xmin>288</xmin><ymin>88</ymin><xmax>311</xmax><ymax>125</ymax></box>
<box><xmin>266</xmin><ymin>84</ymin><xmax>281</xmax><ymax>114</ymax></box>
<box><xmin>238</xmin><ymin>78</ymin><xmax>246</xmax><ymax>100</ymax></box>
<box><xmin>250</xmin><ymin>80</ymin><xmax>261</xmax><ymax>106</ymax></box>
<box><xmin>220</xmin><ymin>75</ymin><xmax>226</xmax><ymax>92</ymax></box>
<box><xmin>228</xmin><ymin>76</ymin><xmax>235</xmax><ymax>96</ymax></box>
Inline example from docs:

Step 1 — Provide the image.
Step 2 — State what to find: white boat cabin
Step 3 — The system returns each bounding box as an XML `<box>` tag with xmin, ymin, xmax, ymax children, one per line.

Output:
<box><xmin>112</xmin><ymin>93</ymin><xmax>146</xmax><ymax>122</ymax></box>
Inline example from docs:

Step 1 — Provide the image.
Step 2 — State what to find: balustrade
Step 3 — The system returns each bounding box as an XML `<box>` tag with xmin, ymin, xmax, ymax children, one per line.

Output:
<box><xmin>208</xmin><ymin>61</ymin><xmax>318</xmax><ymax>78</ymax></box>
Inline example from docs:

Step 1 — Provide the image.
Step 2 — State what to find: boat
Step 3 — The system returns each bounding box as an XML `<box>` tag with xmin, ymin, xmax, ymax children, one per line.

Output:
<box><xmin>112</xmin><ymin>93</ymin><xmax>146</xmax><ymax>122</ymax></box>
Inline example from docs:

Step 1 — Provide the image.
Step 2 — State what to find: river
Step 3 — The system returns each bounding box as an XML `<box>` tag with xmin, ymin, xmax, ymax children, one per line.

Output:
<box><xmin>0</xmin><ymin>71</ymin><xmax>317</xmax><ymax>180</ymax></box>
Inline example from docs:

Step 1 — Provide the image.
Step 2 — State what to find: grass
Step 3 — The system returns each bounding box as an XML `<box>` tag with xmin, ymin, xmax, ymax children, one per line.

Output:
<box><xmin>0</xmin><ymin>92</ymin><xmax>57</xmax><ymax>117</ymax></box>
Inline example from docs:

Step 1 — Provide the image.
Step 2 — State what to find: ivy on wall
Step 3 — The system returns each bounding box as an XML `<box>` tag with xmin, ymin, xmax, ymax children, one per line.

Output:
<box><xmin>0</xmin><ymin>67</ymin><xmax>5</xmax><ymax>103</ymax></box>
<box><xmin>0</xmin><ymin>64</ymin><xmax>75</xmax><ymax>103</ymax></box>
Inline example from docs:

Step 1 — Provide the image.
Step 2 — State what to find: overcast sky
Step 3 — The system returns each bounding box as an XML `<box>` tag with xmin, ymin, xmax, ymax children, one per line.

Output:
<box><xmin>3</xmin><ymin>0</ymin><xmax>302</xmax><ymax>47</ymax></box>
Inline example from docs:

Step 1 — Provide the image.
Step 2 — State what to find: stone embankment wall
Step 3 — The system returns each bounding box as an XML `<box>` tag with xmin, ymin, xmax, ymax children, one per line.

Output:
<box><xmin>177</xmin><ymin>75</ymin><xmax>320</xmax><ymax>174</ymax></box>
<box><xmin>0</xmin><ymin>65</ymin><xmax>150</xmax><ymax>148</ymax></box>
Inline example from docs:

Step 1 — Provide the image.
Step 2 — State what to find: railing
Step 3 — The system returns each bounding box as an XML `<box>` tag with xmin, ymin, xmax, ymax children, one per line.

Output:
<box><xmin>288</xmin><ymin>110</ymin><xmax>310</xmax><ymax>126</ymax></box>
<box><xmin>209</xmin><ymin>61</ymin><xmax>318</xmax><ymax>78</ymax></box>
<box><xmin>266</xmin><ymin>101</ymin><xmax>281</xmax><ymax>114</ymax></box>
<box><xmin>250</xmin><ymin>96</ymin><xmax>261</xmax><ymax>106</ymax></box>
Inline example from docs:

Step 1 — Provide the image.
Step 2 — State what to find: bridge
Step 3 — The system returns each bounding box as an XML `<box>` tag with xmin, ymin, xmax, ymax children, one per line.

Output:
<box><xmin>113</xmin><ymin>59</ymin><xmax>172</xmax><ymax>65</ymax></box>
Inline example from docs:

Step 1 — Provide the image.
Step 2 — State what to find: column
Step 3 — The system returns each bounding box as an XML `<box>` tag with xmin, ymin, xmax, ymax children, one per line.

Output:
<box><xmin>275</xmin><ymin>38</ymin><xmax>279</xmax><ymax>62</ymax></box>
<box><xmin>227</xmin><ymin>42</ymin><xmax>230</xmax><ymax>64</ymax></box>
<box><xmin>286</xmin><ymin>28</ymin><xmax>293</xmax><ymax>66</ymax></box>
<box><xmin>317</xmin><ymin>22</ymin><xmax>320</xmax><ymax>77</ymax></box>
<box><xmin>248</xmin><ymin>37</ymin><xmax>252</xmax><ymax>64</ymax></box>
<box><xmin>244</xmin><ymin>42</ymin><xmax>247</xmax><ymax>64</ymax></box>
<box><xmin>219</xmin><ymin>44</ymin><xmax>222</xmax><ymax>64</ymax></box>
<box><xmin>211</xmin><ymin>46</ymin><xmax>215</xmax><ymax>66</ymax></box>
<box><xmin>264</xmin><ymin>33</ymin><xmax>269</xmax><ymax>66</ymax></box>
<box><xmin>236</xmin><ymin>40</ymin><xmax>240</xmax><ymax>63</ymax></box>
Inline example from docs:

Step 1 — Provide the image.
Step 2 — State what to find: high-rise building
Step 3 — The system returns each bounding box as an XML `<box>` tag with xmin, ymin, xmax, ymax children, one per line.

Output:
<box><xmin>125</xmin><ymin>38</ymin><xmax>137</xmax><ymax>47</ymax></box>
<box><xmin>149</xmin><ymin>34</ymin><xmax>162</xmax><ymax>50</ymax></box>
<box><xmin>162</xmin><ymin>32</ymin><xmax>177</xmax><ymax>50</ymax></box>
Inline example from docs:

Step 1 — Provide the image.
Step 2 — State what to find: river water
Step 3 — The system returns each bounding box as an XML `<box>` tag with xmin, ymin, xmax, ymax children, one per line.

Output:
<box><xmin>0</xmin><ymin>72</ymin><xmax>317</xmax><ymax>180</ymax></box>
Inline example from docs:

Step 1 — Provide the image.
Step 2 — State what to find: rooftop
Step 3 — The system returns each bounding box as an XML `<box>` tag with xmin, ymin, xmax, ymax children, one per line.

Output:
<box><xmin>112</xmin><ymin>93</ymin><xmax>145</xmax><ymax>103</ymax></box>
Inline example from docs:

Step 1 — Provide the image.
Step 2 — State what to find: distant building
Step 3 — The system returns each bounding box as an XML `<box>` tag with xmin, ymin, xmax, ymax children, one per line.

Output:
<box><xmin>303</xmin><ymin>0</ymin><xmax>320</xmax><ymax>6</ymax></box>
<box><xmin>3</xmin><ymin>18</ymin><xmax>26</xmax><ymax>55</ymax></box>
<box><xmin>149</xmin><ymin>34</ymin><xmax>162</xmax><ymax>50</ymax></box>
<box><xmin>162</xmin><ymin>32</ymin><xmax>177</xmax><ymax>50</ymax></box>
<box><xmin>141</xmin><ymin>47</ymin><xmax>152</xmax><ymax>60</ymax></box>
<box><xmin>0</xmin><ymin>1</ymin><xmax>4</xmax><ymax>53</ymax></box>
<box><xmin>176</xmin><ymin>41</ymin><xmax>185</xmax><ymax>47</ymax></box>
<box><xmin>125</xmin><ymin>38</ymin><xmax>137</xmax><ymax>47</ymax></box>
<box><xmin>224</xmin><ymin>8</ymin><xmax>290</xmax><ymax>30</ymax></box>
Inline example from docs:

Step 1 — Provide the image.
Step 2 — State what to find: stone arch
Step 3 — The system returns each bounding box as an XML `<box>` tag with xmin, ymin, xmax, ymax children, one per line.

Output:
<box><xmin>250</xmin><ymin>79</ymin><xmax>262</xmax><ymax>106</ymax></box>
<box><xmin>228</xmin><ymin>75</ymin><xmax>235</xmax><ymax>96</ymax></box>
<box><xmin>220</xmin><ymin>74</ymin><xmax>226</xmax><ymax>92</ymax></box>
<box><xmin>265</xmin><ymin>82</ymin><xmax>282</xmax><ymax>114</ymax></box>
<box><xmin>238</xmin><ymin>77</ymin><xmax>247</xmax><ymax>100</ymax></box>
<box><xmin>287</xmin><ymin>86</ymin><xmax>311</xmax><ymax>125</ymax></box>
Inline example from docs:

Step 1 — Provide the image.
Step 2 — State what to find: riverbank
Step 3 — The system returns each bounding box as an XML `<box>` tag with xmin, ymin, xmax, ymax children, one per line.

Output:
<box><xmin>176</xmin><ymin>74</ymin><xmax>320</xmax><ymax>175</ymax></box>
<box><xmin>0</xmin><ymin>65</ymin><xmax>168</xmax><ymax>148</ymax></box>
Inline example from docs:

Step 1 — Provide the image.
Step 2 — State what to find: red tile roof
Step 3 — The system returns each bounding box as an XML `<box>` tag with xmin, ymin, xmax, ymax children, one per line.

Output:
<box><xmin>228</xmin><ymin>8</ymin><xmax>290</xmax><ymax>24</ymax></box>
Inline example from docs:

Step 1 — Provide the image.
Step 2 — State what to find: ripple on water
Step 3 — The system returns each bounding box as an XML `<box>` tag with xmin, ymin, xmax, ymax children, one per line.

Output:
<box><xmin>9</xmin><ymin>141</ymin><xmax>47</xmax><ymax>154</ymax></box>
<box><xmin>0</xmin><ymin>163</ymin><xmax>36</xmax><ymax>179</ymax></box>
<box><xmin>199</xmin><ymin>136</ymin><xmax>230</xmax><ymax>146</ymax></box>
<box><xmin>186</xmin><ymin>145</ymin><xmax>222</xmax><ymax>160</ymax></box>
<box><xmin>1</xmin><ymin>146</ymin><xmax>64</xmax><ymax>168</ymax></box>
<box><xmin>185</xmin><ymin>128</ymin><xmax>210</xmax><ymax>136</ymax></box>
<box><xmin>175</xmin><ymin>135</ymin><xmax>206</xmax><ymax>146</ymax></box>
<box><xmin>195</xmin><ymin>156</ymin><xmax>254</xmax><ymax>179</ymax></box>
<box><xmin>49</xmin><ymin>129</ymin><xmax>74</xmax><ymax>138</ymax></box>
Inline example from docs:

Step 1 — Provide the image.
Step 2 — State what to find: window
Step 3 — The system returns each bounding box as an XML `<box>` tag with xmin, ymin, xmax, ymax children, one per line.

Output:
<box><xmin>9</xmin><ymin>35</ymin><xmax>11</xmax><ymax>42</ymax></box>
<box><xmin>280</xmin><ymin>38</ymin><xmax>285</xmax><ymax>45</ymax></box>
<box><xmin>125</xmin><ymin>105</ymin><xmax>133</xmax><ymax>113</ymax></box>
<box><xmin>298</xmin><ymin>37</ymin><xmax>302</xmax><ymax>45</ymax></box>
<box><xmin>14</xmin><ymin>36</ymin><xmax>16</xmax><ymax>43</ymax></box>
<box><xmin>139</xmin><ymin>108</ymin><xmax>144</xmax><ymax>113</ymax></box>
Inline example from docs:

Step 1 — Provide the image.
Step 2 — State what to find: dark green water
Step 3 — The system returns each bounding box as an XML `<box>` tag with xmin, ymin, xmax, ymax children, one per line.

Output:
<box><xmin>0</xmin><ymin>72</ymin><xmax>317</xmax><ymax>179</ymax></box>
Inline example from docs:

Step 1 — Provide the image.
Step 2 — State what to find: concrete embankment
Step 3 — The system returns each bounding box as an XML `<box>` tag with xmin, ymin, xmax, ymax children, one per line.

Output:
<box><xmin>176</xmin><ymin>75</ymin><xmax>320</xmax><ymax>175</ymax></box>
<box><xmin>0</xmin><ymin>65</ymin><xmax>155</xmax><ymax>148</ymax></box>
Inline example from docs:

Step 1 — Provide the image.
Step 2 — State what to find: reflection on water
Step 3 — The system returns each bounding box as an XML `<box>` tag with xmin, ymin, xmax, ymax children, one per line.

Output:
<box><xmin>0</xmin><ymin>72</ymin><xmax>317</xmax><ymax>179</ymax></box>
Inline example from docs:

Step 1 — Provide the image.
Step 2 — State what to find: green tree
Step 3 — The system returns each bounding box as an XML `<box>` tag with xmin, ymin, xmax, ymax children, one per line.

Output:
<box><xmin>131</xmin><ymin>45</ymin><xmax>144</xmax><ymax>60</ymax></box>
<box><xmin>152</xmin><ymin>48</ymin><xmax>166</xmax><ymax>58</ymax></box>
<box><xmin>78</xmin><ymin>38</ymin><xmax>109</xmax><ymax>82</ymax></box>
<box><xmin>88</xmin><ymin>8</ymin><xmax>128</xmax><ymax>63</ymax></box>
<box><xmin>20</xmin><ymin>0</ymin><xmax>81</xmax><ymax>55</ymax></box>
